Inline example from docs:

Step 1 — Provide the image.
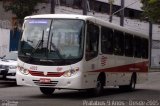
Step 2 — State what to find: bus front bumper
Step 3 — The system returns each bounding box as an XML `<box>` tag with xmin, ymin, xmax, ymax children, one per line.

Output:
<box><xmin>16</xmin><ymin>71</ymin><xmax>89</xmax><ymax>89</ymax></box>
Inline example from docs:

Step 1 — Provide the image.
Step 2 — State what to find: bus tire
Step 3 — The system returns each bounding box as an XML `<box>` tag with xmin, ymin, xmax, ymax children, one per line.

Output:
<box><xmin>40</xmin><ymin>87</ymin><xmax>55</xmax><ymax>95</ymax></box>
<box><xmin>119</xmin><ymin>74</ymin><xmax>136</xmax><ymax>91</ymax></box>
<box><xmin>94</xmin><ymin>79</ymin><xmax>104</xmax><ymax>96</ymax></box>
<box><xmin>87</xmin><ymin>74</ymin><xmax>105</xmax><ymax>96</ymax></box>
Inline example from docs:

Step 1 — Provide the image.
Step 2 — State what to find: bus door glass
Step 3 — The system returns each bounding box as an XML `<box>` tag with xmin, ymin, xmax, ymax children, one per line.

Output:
<box><xmin>85</xmin><ymin>21</ymin><xmax>99</xmax><ymax>71</ymax></box>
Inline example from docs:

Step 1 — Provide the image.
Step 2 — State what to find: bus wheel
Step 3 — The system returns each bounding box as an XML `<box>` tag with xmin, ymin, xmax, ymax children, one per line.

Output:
<box><xmin>129</xmin><ymin>75</ymin><xmax>136</xmax><ymax>91</ymax></box>
<box><xmin>40</xmin><ymin>87</ymin><xmax>55</xmax><ymax>95</ymax></box>
<box><xmin>119</xmin><ymin>74</ymin><xmax>136</xmax><ymax>91</ymax></box>
<box><xmin>87</xmin><ymin>77</ymin><xmax>104</xmax><ymax>96</ymax></box>
<box><xmin>94</xmin><ymin>79</ymin><xmax>104</xmax><ymax>95</ymax></box>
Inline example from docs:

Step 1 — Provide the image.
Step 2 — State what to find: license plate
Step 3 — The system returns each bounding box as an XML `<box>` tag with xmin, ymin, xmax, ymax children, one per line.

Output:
<box><xmin>39</xmin><ymin>78</ymin><xmax>51</xmax><ymax>83</ymax></box>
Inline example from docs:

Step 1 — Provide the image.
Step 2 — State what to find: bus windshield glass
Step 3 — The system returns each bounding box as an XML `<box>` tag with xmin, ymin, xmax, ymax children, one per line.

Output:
<box><xmin>19</xmin><ymin>19</ymin><xmax>84</xmax><ymax>64</ymax></box>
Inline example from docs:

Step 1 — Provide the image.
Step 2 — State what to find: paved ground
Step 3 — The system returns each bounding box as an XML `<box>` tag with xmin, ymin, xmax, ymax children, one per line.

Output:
<box><xmin>0</xmin><ymin>71</ymin><xmax>160</xmax><ymax>106</ymax></box>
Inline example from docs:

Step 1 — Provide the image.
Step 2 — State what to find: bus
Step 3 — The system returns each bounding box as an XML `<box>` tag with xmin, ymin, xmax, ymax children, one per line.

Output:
<box><xmin>16</xmin><ymin>14</ymin><xmax>149</xmax><ymax>96</ymax></box>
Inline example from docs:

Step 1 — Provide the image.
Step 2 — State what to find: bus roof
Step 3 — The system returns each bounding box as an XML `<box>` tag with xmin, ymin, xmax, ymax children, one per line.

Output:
<box><xmin>25</xmin><ymin>14</ymin><xmax>148</xmax><ymax>39</ymax></box>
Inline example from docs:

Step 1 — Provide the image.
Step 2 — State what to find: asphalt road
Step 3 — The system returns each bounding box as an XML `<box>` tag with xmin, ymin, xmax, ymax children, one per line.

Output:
<box><xmin>0</xmin><ymin>71</ymin><xmax>160</xmax><ymax>106</ymax></box>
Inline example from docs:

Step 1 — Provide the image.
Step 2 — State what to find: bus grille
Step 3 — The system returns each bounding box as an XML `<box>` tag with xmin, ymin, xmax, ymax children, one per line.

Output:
<box><xmin>33</xmin><ymin>80</ymin><xmax>58</xmax><ymax>86</ymax></box>
<box><xmin>29</xmin><ymin>70</ymin><xmax>64</xmax><ymax>77</ymax></box>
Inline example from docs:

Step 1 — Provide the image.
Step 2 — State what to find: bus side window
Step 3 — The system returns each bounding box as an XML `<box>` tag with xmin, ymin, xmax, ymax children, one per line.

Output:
<box><xmin>141</xmin><ymin>38</ymin><xmax>148</xmax><ymax>59</ymax></box>
<box><xmin>101</xmin><ymin>26</ymin><xmax>113</xmax><ymax>54</ymax></box>
<box><xmin>114</xmin><ymin>30</ymin><xmax>124</xmax><ymax>56</ymax></box>
<box><xmin>125</xmin><ymin>33</ymin><xmax>133</xmax><ymax>57</ymax></box>
<box><xmin>133</xmin><ymin>36</ymin><xmax>141</xmax><ymax>58</ymax></box>
<box><xmin>86</xmin><ymin>22</ymin><xmax>99</xmax><ymax>61</ymax></box>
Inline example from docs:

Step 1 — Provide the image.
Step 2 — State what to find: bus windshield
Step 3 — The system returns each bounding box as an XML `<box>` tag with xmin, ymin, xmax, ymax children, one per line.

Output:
<box><xmin>19</xmin><ymin>19</ymin><xmax>84</xmax><ymax>65</ymax></box>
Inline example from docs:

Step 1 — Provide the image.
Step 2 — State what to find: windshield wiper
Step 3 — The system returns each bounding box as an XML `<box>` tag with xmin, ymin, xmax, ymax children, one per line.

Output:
<box><xmin>27</xmin><ymin>30</ymin><xmax>44</xmax><ymax>62</ymax></box>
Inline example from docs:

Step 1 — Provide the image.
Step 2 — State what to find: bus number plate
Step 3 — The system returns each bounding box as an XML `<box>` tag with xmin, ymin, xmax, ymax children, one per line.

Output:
<box><xmin>39</xmin><ymin>78</ymin><xmax>51</xmax><ymax>83</ymax></box>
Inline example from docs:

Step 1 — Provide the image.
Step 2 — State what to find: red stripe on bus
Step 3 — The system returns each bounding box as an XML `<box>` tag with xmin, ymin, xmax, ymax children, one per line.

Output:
<box><xmin>89</xmin><ymin>61</ymin><xmax>148</xmax><ymax>73</ymax></box>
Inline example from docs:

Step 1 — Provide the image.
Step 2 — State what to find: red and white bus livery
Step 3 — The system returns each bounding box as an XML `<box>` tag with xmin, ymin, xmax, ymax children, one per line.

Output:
<box><xmin>16</xmin><ymin>14</ymin><xmax>148</xmax><ymax>95</ymax></box>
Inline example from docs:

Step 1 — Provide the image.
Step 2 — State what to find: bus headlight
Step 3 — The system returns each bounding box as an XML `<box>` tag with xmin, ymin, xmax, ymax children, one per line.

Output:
<box><xmin>63</xmin><ymin>68</ymin><xmax>79</xmax><ymax>77</ymax></box>
<box><xmin>18</xmin><ymin>66</ymin><xmax>29</xmax><ymax>75</ymax></box>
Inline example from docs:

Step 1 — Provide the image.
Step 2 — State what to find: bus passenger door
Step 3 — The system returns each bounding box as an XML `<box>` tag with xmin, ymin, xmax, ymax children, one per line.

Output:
<box><xmin>84</xmin><ymin>21</ymin><xmax>99</xmax><ymax>88</ymax></box>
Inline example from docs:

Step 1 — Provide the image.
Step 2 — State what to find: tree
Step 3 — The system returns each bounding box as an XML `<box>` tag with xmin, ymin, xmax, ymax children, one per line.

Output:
<box><xmin>3</xmin><ymin>0</ymin><xmax>44</xmax><ymax>20</ymax></box>
<box><xmin>141</xmin><ymin>0</ymin><xmax>160</xmax><ymax>23</ymax></box>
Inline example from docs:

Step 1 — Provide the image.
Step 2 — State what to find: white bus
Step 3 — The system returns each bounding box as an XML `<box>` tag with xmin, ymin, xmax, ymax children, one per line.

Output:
<box><xmin>16</xmin><ymin>14</ymin><xmax>149</xmax><ymax>96</ymax></box>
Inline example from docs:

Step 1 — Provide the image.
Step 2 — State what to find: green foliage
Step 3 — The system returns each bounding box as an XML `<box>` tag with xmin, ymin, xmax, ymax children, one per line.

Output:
<box><xmin>3</xmin><ymin>0</ymin><xmax>44</xmax><ymax>19</ymax></box>
<box><xmin>148</xmin><ymin>0</ymin><xmax>157</xmax><ymax>4</ymax></box>
<box><xmin>141</xmin><ymin>0</ymin><xmax>160</xmax><ymax>23</ymax></box>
